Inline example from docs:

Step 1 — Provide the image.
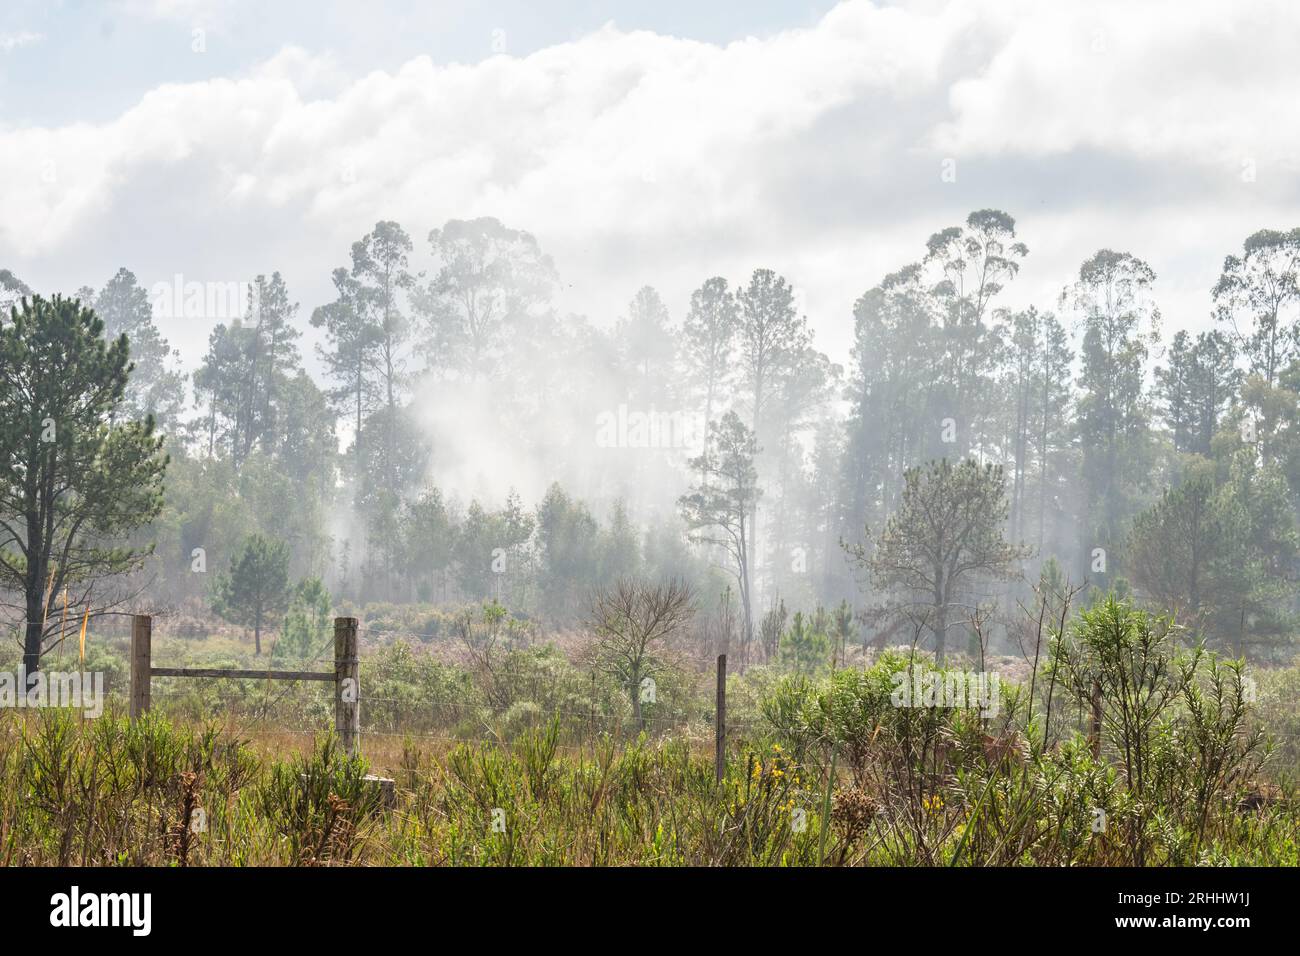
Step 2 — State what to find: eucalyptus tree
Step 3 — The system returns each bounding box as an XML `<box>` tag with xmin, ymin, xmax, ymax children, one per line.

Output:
<box><xmin>840</xmin><ymin>263</ymin><xmax>940</xmax><ymax>550</ymax></box>
<box><xmin>1029</xmin><ymin>310</ymin><xmax>1075</xmax><ymax>556</ymax></box>
<box><xmin>311</xmin><ymin>265</ymin><xmax>379</xmax><ymax>478</ymax></box>
<box><xmin>0</xmin><ymin>270</ymin><xmax>30</xmax><ymax>310</ymax></box>
<box><xmin>924</xmin><ymin>209</ymin><xmax>1028</xmax><ymax>453</ymax></box>
<box><xmin>351</xmin><ymin>221</ymin><xmax>415</xmax><ymax>491</ymax></box>
<box><xmin>1212</xmin><ymin>228</ymin><xmax>1300</xmax><ymax>389</ymax></box>
<box><xmin>1065</xmin><ymin>249</ymin><xmax>1161</xmax><ymax>579</ymax></box>
<box><xmin>193</xmin><ymin>272</ymin><xmax>302</xmax><ymax>470</ymax></box>
<box><xmin>1157</xmin><ymin>330</ymin><xmax>1239</xmax><ymax>457</ymax></box>
<box><xmin>419</xmin><ymin>217</ymin><xmax>556</xmax><ymax>381</ymax></box>
<box><xmin>613</xmin><ymin>285</ymin><xmax>677</xmax><ymax>410</ymax></box>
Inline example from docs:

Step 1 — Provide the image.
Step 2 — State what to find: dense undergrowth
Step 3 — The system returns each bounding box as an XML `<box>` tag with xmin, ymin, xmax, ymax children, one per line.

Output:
<box><xmin>1</xmin><ymin>597</ymin><xmax>1296</xmax><ymax>866</ymax></box>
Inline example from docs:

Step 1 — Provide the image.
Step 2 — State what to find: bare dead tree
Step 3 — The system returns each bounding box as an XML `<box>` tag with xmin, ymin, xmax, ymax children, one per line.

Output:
<box><xmin>584</xmin><ymin>577</ymin><xmax>695</xmax><ymax>729</ymax></box>
<box><xmin>453</xmin><ymin>602</ymin><xmax>529</xmax><ymax>710</ymax></box>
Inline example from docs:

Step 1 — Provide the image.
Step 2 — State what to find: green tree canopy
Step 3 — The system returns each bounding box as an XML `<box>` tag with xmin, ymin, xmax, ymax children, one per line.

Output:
<box><xmin>213</xmin><ymin>533</ymin><xmax>291</xmax><ymax>655</ymax></box>
<box><xmin>858</xmin><ymin>458</ymin><xmax>1027</xmax><ymax>663</ymax></box>
<box><xmin>0</xmin><ymin>294</ymin><xmax>167</xmax><ymax>675</ymax></box>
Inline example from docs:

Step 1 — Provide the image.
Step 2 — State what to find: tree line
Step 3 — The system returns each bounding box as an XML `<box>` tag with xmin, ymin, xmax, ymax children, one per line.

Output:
<box><xmin>1</xmin><ymin>211</ymin><xmax>1298</xmax><ymax>672</ymax></box>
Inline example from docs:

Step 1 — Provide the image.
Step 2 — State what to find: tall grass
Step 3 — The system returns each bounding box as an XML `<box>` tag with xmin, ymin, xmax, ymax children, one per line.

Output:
<box><xmin>0</xmin><ymin>597</ymin><xmax>1295</xmax><ymax>866</ymax></box>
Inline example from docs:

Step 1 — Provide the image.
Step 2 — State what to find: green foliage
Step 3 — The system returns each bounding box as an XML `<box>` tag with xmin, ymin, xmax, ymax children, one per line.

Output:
<box><xmin>8</xmin><ymin>209</ymin><xmax>1300</xmax><ymax>867</ymax></box>
<box><xmin>274</xmin><ymin>577</ymin><xmax>332</xmax><ymax>662</ymax></box>
<box><xmin>1129</xmin><ymin>453</ymin><xmax>1298</xmax><ymax>656</ymax></box>
<box><xmin>81</xmin><ymin>268</ymin><xmax>186</xmax><ymax>430</ymax></box>
<box><xmin>1255</xmin><ymin>659</ymin><xmax>1300</xmax><ymax>782</ymax></box>
<box><xmin>420</xmin><ymin>217</ymin><xmax>557</xmax><ymax>379</ymax></box>
<box><xmin>680</xmin><ymin>411</ymin><xmax>761</xmax><ymax>650</ymax></box>
<box><xmin>1069</xmin><ymin>249</ymin><xmax>1161</xmax><ymax>566</ymax></box>
<box><xmin>778</xmin><ymin>610</ymin><xmax>831</xmax><ymax>675</ymax></box>
<box><xmin>212</xmin><ymin>533</ymin><xmax>291</xmax><ymax>654</ymax></box>
<box><xmin>861</xmin><ymin>458</ymin><xmax>1026</xmax><ymax>662</ymax></box>
<box><xmin>534</xmin><ymin>483</ymin><xmax>599</xmax><ymax>619</ymax></box>
<box><xmin>258</xmin><ymin>735</ymin><xmax>380</xmax><ymax>864</ymax></box>
<box><xmin>453</xmin><ymin>494</ymin><xmax>534</xmax><ymax>602</ymax></box>
<box><xmin>1</xmin><ymin>624</ymin><xmax>1298</xmax><ymax>867</ymax></box>
<box><xmin>1045</xmin><ymin>595</ymin><xmax>1271</xmax><ymax>863</ymax></box>
<box><xmin>1212</xmin><ymin>227</ymin><xmax>1300</xmax><ymax>389</ymax></box>
<box><xmin>0</xmin><ymin>294</ymin><xmax>168</xmax><ymax>671</ymax></box>
<box><xmin>363</xmin><ymin>640</ymin><xmax>479</xmax><ymax>733</ymax></box>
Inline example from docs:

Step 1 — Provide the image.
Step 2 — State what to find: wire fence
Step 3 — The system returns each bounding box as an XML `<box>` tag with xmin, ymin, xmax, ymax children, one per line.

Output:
<box><xmin>119</xmin><ymin>614</ymin><xmax>758</xmax><ymax>752</ymax></box>
<box><xmin>145</xmin><ymin>684</ymin><xmax>763</xmax><ymax>738</ymax></box>
<box><xmin>142</xmin><ymin>665</ymin><xmax>763</xmax><ymax>753</ymax></box>
<box><xmin>59</xmin><ymin>616</ymin><xmax>1300</xmax><ymax>765</ymax></box>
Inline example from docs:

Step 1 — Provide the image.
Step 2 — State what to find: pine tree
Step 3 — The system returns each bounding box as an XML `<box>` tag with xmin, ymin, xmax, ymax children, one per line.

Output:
<box><xmin>681</xmin><ymin>277</ymin><xmax>739</xmax><ymax>437</ymax></box>
<box><xmin>856</xmin><ymin>458</ymin><xmax>1027</xmax><ymax>663</ymax></box>
<box><xmin>213</xmin><ymin>533</ymin><xmax>291</xmax><ymax>655</ymax></box>
<box><xmin>0</xmin><ymin>295</ymin><xmax>167</xmax><ymax>676</ymax></box>
<box><xmin>680</xmin><ymin>411</ymin><xmax>762</xmax><ymax>661</ymax></box>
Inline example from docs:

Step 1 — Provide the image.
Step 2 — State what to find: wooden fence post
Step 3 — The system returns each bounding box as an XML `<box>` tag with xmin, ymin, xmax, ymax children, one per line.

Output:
<box><xmin>130</xmin><ymin>614</ymin><xmax>151</xmax><ymax>720</ymax></box>
<box><xmin>715</xmin><ymin>653</ymin><xmax>727</xmax><ymax>783</ymax></box>
<box><xmin>335</xmin><ymin>617</ymin><xmax>360</xmax><ymax>757</ymax></box>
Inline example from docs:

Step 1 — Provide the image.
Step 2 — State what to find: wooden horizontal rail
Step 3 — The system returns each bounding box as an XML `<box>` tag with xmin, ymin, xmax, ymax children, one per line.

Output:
<box><xmin>133</xmin><ymin>616</ymin><xmax>369</xmax><ymax>758</ymax></box>
<box><xmin>150</xmin><ymin>666</ymin><xmax>335</xmax><ymax>682</ymax></box>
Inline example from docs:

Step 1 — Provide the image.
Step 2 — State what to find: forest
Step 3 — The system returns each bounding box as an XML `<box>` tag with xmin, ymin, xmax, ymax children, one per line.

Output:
<box><xmin>1</xmin><ymin>208</ymin><xmax>1298</xmax><ymax>868</ymax></box>
<box><xmin>6</xmin><ymin>210</ymin><xmax>1300</xmax><ymax>663</ymax></box>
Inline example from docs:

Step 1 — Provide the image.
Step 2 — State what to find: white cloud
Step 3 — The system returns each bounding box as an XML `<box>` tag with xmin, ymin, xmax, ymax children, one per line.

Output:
<box><xmin>931</xmin><ymin>0</ymin><xmax>1300</xmax><ymax>171</ymax></box>
<box><xmin>0</xmin><ymin>31</ymin><xmax>42</xmax><ymax>52</ymax></box>
<box><xmin>2</xmin><ymin>0</ymin><xmax>1298</xmax><ymax>370</ymax></box>
<box><xmin>115</xmin><ymin>0</ymin><xmax>240</xmax><ymax>23</ymax></box>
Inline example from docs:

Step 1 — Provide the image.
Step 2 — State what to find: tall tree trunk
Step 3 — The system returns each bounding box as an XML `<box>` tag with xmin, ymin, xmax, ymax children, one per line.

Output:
<box><xmin>933</xmin><ymin>591</ymin><xmax>947</xmax><ymax>666</ymax></box>
<box><xmin>630</xmin><ymin>664</ymin><xmax>642</xmax><ymax>730</ymax></box>
<box><xmin>738</xmin><ymin>516</ymin><xmax>754</xmax><ymax>671</ymax></box>
<box><xmin>23</xmin><ymin>522</ymin><xmax>46</xmax><ymax>681</ymax></box>
<box><xmin>23</xmin><ymin>606</ymin><xmax>42</xmax><ymax>684</ymax></box>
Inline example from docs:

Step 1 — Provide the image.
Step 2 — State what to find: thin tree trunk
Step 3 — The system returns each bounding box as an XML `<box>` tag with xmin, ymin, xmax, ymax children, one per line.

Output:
<box><xmin>933</xmin><ymin>582</ymin><xmax>947</xmax><ymax>666</ymax></box>
<box><xmin>630</xmin><ymin>665</ymin><xmax>642</xmax><ymax>730</ymax></box>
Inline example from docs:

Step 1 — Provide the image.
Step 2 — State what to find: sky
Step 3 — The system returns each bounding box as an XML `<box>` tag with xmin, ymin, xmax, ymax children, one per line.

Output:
<box><xmin>2</xmin><ymin>0</ymin><xmax>1298</xmax><ymax>374</ymax></box>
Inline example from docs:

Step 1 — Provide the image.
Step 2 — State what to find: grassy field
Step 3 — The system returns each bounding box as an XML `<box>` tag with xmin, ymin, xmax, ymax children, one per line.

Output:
<box><xmin>2</xmin><ymin>597</ymin><xmax>1298</xmax><ymax>867</ymax></box>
